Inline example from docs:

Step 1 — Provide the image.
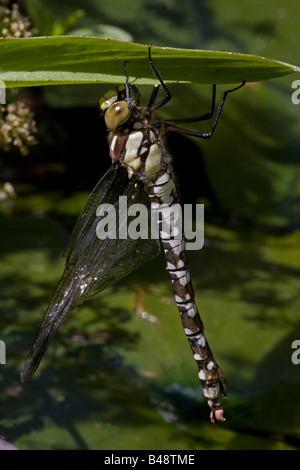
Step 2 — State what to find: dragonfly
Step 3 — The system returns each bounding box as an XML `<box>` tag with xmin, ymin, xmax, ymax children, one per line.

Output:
<box><xmin>20</xmin><ymin>47</ymin><xmax>245</xmax><ymax>424</ymax></box>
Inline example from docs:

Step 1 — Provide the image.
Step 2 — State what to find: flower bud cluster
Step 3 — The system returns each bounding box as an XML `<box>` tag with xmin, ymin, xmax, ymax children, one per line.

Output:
<box><xmin>0</xmin><ymin>101</ymin><xmax>38</xmax><ymax>156</ymax></box>
<box><xmin>0</xmin><ymin>2</ymin><xmax>38</xmax><ymax>38</ymax></box>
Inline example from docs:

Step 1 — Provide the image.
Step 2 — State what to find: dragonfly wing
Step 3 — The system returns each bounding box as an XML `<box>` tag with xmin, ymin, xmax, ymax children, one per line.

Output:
<box><xmin>21</xmin><ymin>165</ymin><xmax>160</xmax><ymax>383</ymax></box>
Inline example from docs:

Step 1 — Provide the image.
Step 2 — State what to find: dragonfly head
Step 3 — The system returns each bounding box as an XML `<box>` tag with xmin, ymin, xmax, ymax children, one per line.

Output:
<box><xmin>99</xmin><ymin>84</ymin><xmax>140</xmax><ymax>130</ymax></box>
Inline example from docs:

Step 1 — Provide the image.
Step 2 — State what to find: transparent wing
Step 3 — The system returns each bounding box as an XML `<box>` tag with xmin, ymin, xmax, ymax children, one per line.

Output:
<box><xmin>21</xmin><ymin>165</ymin><xmax>160</xmax><ymax>383</ymax></box>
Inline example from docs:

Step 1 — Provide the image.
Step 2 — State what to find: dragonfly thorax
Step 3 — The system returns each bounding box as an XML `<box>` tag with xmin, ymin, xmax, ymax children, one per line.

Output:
<box><xmin>100</xmin><ymin>85</ymin><xmax>164</xmax><ymax>181</ymax></box>
<box><xmin>109</xmin><ymin>123</ymin><xmax>164</xmax><ymax>182</ymax></box>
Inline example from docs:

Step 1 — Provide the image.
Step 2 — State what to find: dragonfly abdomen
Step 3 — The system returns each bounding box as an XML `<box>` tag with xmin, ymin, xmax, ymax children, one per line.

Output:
<box><xmin>148</xmin><ymin>171</ymin><xmax>226</xmax><ymax>423</ymax></box>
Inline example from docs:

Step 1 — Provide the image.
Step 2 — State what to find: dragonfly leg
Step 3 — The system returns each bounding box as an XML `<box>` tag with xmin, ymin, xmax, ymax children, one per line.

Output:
<box><xmin>162</xmin><ymin>84</ymin><xmax>217</xmax><ymax>125</ymax></box>
<box><xmin>147</xmin><ymin>84</ymin><xmax>160</xmax><ymax>109</ymax></box>
<box><xmin>162</xmin><ymin>81</ymin><xmax>246</xmax><ymax>138</ymax></box>
<box><xmin>148</xmin><ymin>46</ymin><xmax>172</xmax><ymax>113</ymax></box>
<box><xmin>124</xmin><ymin>61</ymin><xmax>135</xmax><ymax>111</ymax></box>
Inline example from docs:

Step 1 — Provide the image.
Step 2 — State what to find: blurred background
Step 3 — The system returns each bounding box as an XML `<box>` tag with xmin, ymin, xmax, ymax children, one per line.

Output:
<box><xmin>0</xmin><ymin>0</ymin><xmax>300</xmax><ymax>450</ymax></box>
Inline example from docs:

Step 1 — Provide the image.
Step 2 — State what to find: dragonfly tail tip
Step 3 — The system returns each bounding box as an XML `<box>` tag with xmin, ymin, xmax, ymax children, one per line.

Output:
<box><xmin>210</xmin><ymin>408</ymin><xmax>226</xmax><ymax>424</ymax></box>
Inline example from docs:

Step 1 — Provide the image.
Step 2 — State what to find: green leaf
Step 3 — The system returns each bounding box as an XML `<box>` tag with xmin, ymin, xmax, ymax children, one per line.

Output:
<box><xmin>0</xmin><ymin>36</ymin><xmax>299</xmax><ymax>88</ymax></box>
<box><xmin>24</xmin><ymin>0</ymin><xmax>85</xmax><ymax>36</ymax></box>
<box><xmin>51</xmin><ymin>9</ymin><xmax>85</xmax><ymax>36</ymax></box>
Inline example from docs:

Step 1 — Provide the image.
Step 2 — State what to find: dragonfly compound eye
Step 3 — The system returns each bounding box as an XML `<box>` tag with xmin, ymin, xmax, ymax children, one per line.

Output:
<box><xmin>105</xmin><ymin>101</ymin><xmax>132</xmax><ymax>130</ymax></box>
<box><xmin>99</xmin><ymin>88</ymin><xmax>119</xmax><ymax>111</ymax></box>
